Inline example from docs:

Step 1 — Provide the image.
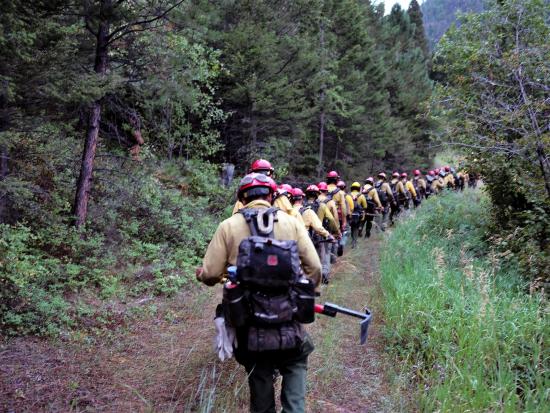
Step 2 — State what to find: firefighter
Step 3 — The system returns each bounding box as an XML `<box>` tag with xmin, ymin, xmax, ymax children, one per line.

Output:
<box><xmin>318</xmin><ymin>181</ymin><xmax>343</xmax><ymax>263</ymax></box>
<box><xmin>425</xmin><ymin>170</ymin><xmax>436</xmax><ymax>198</ymax></box>
<box><xmin>390</xmin><ymin>172</ymin><xmax>406</xmax><ymax>220</ymax></box>
<box><xmin>305</xmin><ymin>184</ymin><xmax>340</xmax><ymax>284</ymax></box>
<box><xmin>291</xmin><ymin>187</ymin><xmax>333</xmax><ymax>241</ymax></box>
<box><xmin>337</xmin><ymin>180</ymin><xmax>355</xmax><ymax>225</ymax></box>
<box><xmin>361</xmin><ymin>177</ymin><xmax>382</xmax><ymax>238</ymax></box>
<box><xmin>412</xmin><ymin>169</ymin><xmax>426</xmax><ymax>206</ymax></box>
<box><xmin>232</xmin><ymin>159</ymin><xmax>275</xmax><ymax>215</ymax></box>
<box><xmin>374</xmin><ymin>172</ymin><xmax>394</xmax><ymax>230</ymax></box>
<box><xmin>274</xmin><ymin>184</ymin><xmax>304</xmax><ymax>225</ymax></box>
<box><xmin>443</xmin><ymin>166</ymin><xmax>455</xmax><ymax>189</ymax></box>
<box><xmin>325</xmin><ymin>171</ymin><xmax>348</xmax><ymax>231</ymax></box>
<box><xmin>349</xmin><ymin>182</ymin><xmax>367</xmax><ymax>247</ymax></box>
<box><xmin>401</xmin><ymin>172</ymin><xmax>417</xmax><ymax>209</ymax></box>
<box><xmin>196</xmin><ymin>173</ymin><xmax>321</xmax><ymax>413</ymax></box>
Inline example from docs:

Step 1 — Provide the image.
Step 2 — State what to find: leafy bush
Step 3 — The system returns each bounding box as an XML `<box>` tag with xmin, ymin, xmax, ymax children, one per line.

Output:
<box><xmin>0</xmin><ymin>142</ymin><xmax>228</xmax><ymax>335</ymax></box>
<box><xmin>380</xmin><ymin>190</ymin><xmax>549</xmax><ymax>411</ymax></box>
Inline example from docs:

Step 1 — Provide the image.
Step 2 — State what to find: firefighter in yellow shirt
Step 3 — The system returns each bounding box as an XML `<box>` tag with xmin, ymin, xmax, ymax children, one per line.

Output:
<box><xmin>325</xmin><ymin>171</ymin><xmax>348</xmax><ymax>231</ymax></box>
<box><xmin>432</xmin><ymin>169</ymin><xmax>446</xmax><ymax>194</ymax></box>
<box><xmin>401</xmin><ymin>172</ymin><xmax>416</xmax><ymax>210</ymax></box>
<box><xmin>337</xmin><ymin>180</ymin><xmax>355</xmax><ymax>224</ymax></box>
<box><xmin>374</xmin><ymin>172</ymin><xmax>394</xmax><ymax>230</ymax></box>
<box><xmin>443</xmin><ymin>166</ymin><xmax>455</xmax><ymax>189</ymax></box>
<box><xmin>291</xmin><ymin>188</ymin><xmax>333</xmax><ymax>240</ymax></box>
<box><xmin>362</xmin><ymin>177</ymin><xmax>383</xmax><ymax>238</ymax></box>
<box><xmin>273</xmin><ymin>184</ymin><xmax>305</xmax><ymax>225</ymax></box>
<box><xmin>412</xmin><ymin>169</ymin><xmax>426</xmax><ymax>206</ymax></box>
<box><xmin>349</xmin><ymin>182</ymin><xmax>367</xmax><ymax>247</ymax></box>
<box><xmin>390</xmin><ymin>172</ymin><xmax>406</xmax><ymax>219</ymax></box>
<box><xmin>304</xmin><ymin>184</ymin><xmax>340</xmax><ymax>283</ymax></box>
<box><xmin>317</xmin><ymin>182</ymin><xmax>341</xmax><ymax>232</ymax></box>
<box><xmin>196</xmin><ymin>172</ymin><xmax>320</xmax><ymax>413</ymax></box>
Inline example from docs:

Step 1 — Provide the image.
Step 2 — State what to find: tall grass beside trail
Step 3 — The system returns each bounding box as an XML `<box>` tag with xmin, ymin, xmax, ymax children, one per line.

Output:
<box><xmin>380</xmin><ymin>190</ymin><xmax>549</xmax><ymax>412</ymax></box>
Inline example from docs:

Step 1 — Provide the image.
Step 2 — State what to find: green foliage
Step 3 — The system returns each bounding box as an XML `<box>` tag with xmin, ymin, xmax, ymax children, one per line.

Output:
<box><xmin>380</xmin><ymin>191</ymin><xmax>549</xmax><ymax>411</ymax></box>
<box><xmin>433</xmin><ymin>0</ymin><xmax>550</xmax><ymax>282</ymax></box>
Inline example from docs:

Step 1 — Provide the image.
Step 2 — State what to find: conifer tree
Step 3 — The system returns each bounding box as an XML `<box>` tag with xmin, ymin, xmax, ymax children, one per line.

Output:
<box><xmin>407</xmin><ymin>0</ymin><xmax>430</xmax><ymax>61</ymax></box>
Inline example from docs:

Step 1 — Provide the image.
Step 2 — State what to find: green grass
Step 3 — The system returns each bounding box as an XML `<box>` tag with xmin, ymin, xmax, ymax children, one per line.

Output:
<box><xmin>380</xmin><ymin>190</ymin><xmax>549</xmax><ymax>412</ymax></box>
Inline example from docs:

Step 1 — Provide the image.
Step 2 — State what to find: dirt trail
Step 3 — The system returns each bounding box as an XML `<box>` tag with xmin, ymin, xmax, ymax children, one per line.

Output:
<box><xmin>1</xmin><ymin>234</ymin><xmax>401</xmax><ymax>412</ymax></box>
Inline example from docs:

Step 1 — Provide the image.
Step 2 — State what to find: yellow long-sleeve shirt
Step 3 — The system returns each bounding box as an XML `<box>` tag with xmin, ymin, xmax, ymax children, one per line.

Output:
<box><xmin>318</xmin><ymin>194</ymin><xmax>341</xmax><ymax>231</ymax></box>
<box><xmin>375</xmin><ymin>180</ymin><xmax>394</xmax><ymax>204</ymax></box>
<box><xmin>293</xmin><ymin>205</ymin><xmax>330</xmax><ymax>238</ymax></box>
<box><xmin>444</xmin><ymin>174</ymin><xmax>455</xmax><ymax>188</ymax></box>
<box><xmin>274</xmin><ymin>195</ymin><xmax>305</xmax><ymax>225</ymax></box>
<box><xmin>431</xmin><ymin>178</ymin><xmax>445</xmax><ymax>193</ymax></box>
<box><xmin>310</xmin><ymin>199</ymin><xmax>340</xmax><ymax>235</ymax></box>
<box><xmin>198</xmin><ymin>199</ymin><xmax>321</xmax><ymax>287</ymax></box>
<box><xmin>351</xmin><ymin>190</ymin><xmax>367</xmax><ymax>209</ymax></box>
<box><xmin>326</xmin><ymin>184</ymin><xmax>348</xmax><ymax>226</ymax></box>
<box><xmin>344</xmin><ymin>193</ymin><xmax>354</xmax><ymax>216</ymax></box>
<box><xmin>405</xmin><ymin>180</ymin><xmax>417</xmax><ymax>199</ymax></box>
<box><xmin>362</xmin><ymin>185</ymin><xmax>382</xmax><ymax>209</ymax></box>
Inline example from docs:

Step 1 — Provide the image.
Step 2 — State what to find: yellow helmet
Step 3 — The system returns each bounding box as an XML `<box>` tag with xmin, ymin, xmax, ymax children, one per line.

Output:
<box><xmin>351</xmin><ymin>181</ymin><xmax>361</xmax><ymax>190</ymax></box>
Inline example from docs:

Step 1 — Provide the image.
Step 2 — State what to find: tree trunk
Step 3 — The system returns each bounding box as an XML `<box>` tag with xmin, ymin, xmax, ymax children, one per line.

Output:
<box><xmin>318</xmin><ymin>105</ymin><xmax>325</xmax><ymax>178</ymax></box>
<box><xmin>72</xmin><ymin>2</ymin><xmax>110</xmax><ymax>227</ymax></box>
<box><xmin>0</xmin><ymin>144</ymin><xmax>8</xmax><ymax>222</ymax></box>
<box><xmin>318</xmin><ymin>19</ymin><xmax>326</xmax><ymax>179</ymax></box>
<box><xmin>536</xmin><ymin>143</ymin><xmax>550</xmax><ymax>200</ymax></box>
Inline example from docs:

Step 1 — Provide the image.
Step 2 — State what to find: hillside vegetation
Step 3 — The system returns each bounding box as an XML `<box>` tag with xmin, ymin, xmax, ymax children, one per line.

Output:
<box><xmin>381</xmin><ymin>190</ymin><xmax>549</xmax><ymax>411</ymax></box>
<box><xmin>421</xmin><ymin>0</ymin><xmax>484</xmax><ymax>49</ymax></box>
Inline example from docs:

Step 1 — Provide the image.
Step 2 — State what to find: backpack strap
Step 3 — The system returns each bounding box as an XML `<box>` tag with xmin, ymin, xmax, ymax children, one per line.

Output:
<box><xmin>239</xmin><ymin>208</ymin><xmax>279</xmax><ymax>238</ymax></box>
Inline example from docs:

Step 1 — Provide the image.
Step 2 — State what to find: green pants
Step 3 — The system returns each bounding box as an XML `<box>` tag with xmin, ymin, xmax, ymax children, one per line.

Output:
<box><xmin>238</xmin><ymin>336</ymin><xmax>314</xmax><ymax>413</ymax></box>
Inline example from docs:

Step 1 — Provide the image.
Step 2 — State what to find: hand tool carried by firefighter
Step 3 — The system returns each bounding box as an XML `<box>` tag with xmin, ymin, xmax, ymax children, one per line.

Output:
<box><xmin>314</xmin><ymin>302</ymin><xmax>372</xmax><ymax>345</ymax></box>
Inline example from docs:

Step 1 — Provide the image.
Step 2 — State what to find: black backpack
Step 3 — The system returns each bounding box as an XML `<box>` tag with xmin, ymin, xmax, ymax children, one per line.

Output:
<box><xmin>223</xmin><ymin>208</ymin><xmax>315</xmax><ymax>353</ymax></box>
<box><xmin>304</xmin><ymin>199</ymin><xmax>330</xmax><ymax>230</ymax></box>
<box><xmin>363</xmin><ymin>187</ymin><xmax>377</xmax><ymax>212</ymax></box>
<box><xmin>390</xmin><ymin>181</ymin><xmax>401</xmax><ymax>205</ymax></box>
<box><xmin>375</xmin><ymin>181</ymin><xmax>388</xmax><ymax>206</ymax></box>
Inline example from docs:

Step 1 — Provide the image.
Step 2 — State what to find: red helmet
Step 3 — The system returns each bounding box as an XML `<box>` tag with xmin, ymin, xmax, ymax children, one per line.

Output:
<box><xmin>238</xmin><ymin>173</ymin><xmax>276</xmax><ymax>199</ymax></box>
<box><xmin>249</xmin><ymin>159</ymin><xmax>274</xmax><ymax>175</ymax></box>
<box><xmin>414</xmin><ymin>169</ymin><xmax>421</xmax><ymax>176</ymax></box>
<box><xmin>401</xmin><ymin>172</ymin><xmax>408</xmax><ymax>178</ymax></box>
<box><xmin>277</xmin><ymin>183</ymin><xmax>293</xmax><ymax>196</ymax></box>
<box><xmin>306</xmin><ymin>184</ymin><xmax>320</xmax><ymax>193</ymax></box>
<box><xmin>326</xmin><ymin>170</ymin><xmax>339</xmax><ymax>179</ymax></box>
<box><xmin>317</xmin><ymin>181</ymin><xmax>328</xmax><ymax>191</ymax></box>
<box><xmin>365</xmin><ymin>177</ymin><xmax>374</xmax><ymax>184</ymax></box>
<box><xmin>429</xmin><ymin>170</ymin><xmax>435</xmax><ymax>176</ymax></box>
<box><xmin>392</xmin><ymin>171</ymin><xmax>400</xmax><ymax>178</ymax></box>
<box><xmin>378</xmin><ymin>172</ymin><xmax>387</xmax><ymax>179</ymax></box>
<box><xmin>435</xmin><ymin>168</ymin><xmax>440</xmax><ymax>174</ymax></box>
<box><xmin>292</xmin><ymin>187</ymin><xmax>305</xmax><ymax>198</ymax></box>
<box><xmin>445</xmin><ymin>166</ymin><xmax>451</xmax><ymax>172</ymax></box>
<box><xmin>336</xmin><ymin>180</ymin><xmax>346</xmax><ymax>189</ymax></box>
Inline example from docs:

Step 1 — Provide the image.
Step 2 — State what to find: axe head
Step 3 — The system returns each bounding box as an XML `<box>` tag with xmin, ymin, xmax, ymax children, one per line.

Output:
<box><xmin>359</xmin><ymin>310</ymin><xmax>372</xmax><ymax>345</ymax></box>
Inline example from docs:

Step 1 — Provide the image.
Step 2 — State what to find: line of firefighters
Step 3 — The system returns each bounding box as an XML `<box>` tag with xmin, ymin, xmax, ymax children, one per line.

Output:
<box><xmin>232</xmin><ymin>159</ymin><xmax>477</xmax><ymax>284</ymax></box>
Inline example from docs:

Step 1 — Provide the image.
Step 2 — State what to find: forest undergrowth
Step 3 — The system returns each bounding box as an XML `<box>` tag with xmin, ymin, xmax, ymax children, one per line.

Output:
<box><xmin>380</xmin><ymin>190</ymin><xmax>549</xmax><ymax>412</ymax></box>
<box><xmin>1</xmin><ymin>232</ymin><xmax>401</xmax><ymax>412</ymax></box>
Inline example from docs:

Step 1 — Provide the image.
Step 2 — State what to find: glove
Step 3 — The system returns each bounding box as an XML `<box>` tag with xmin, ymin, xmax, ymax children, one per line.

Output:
<box><xmin>214</xmin><ymin>317</ymin><xmax>236</xmax><ymax>362</ymax></box>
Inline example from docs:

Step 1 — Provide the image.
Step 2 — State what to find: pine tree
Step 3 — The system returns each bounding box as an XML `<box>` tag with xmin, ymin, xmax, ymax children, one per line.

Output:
<box><xmin>407</xmin><ymin>0</ymin><xmax>430</xmax><ymax>61</ymax></box>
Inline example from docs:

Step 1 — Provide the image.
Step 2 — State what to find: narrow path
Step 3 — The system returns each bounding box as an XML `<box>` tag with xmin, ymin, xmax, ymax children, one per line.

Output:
<box><xmin>306</xmin><ymin>235</ymin><xmax>399</xmax><ymax>412</ymax></box>
<box><xmin>1</xmin><ymin>235</ymin><xmax>402</xmax><ymax>412</ymax></box>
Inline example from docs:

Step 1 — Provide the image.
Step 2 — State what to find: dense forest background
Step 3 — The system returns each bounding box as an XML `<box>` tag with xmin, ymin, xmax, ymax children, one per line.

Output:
<box><xmin>1</xmin><ymin>0</ymin><xmax>548</xmax><ymax>336</ymax></box>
